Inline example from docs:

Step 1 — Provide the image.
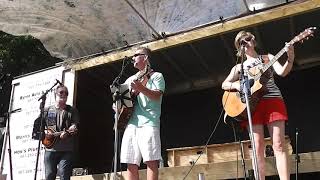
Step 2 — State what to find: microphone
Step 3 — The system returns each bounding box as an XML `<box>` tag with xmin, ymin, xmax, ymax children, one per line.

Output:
<box><xmin>2</xmin><ymin>108</ymin><xmax>21</xmax><ymax>116</ymax></box>
<box><xmin>238</xmin><ymin>43</ymin><xmax>246</xmax><ymax>57</ymax></box>
<box><xmin>56</xmin><ymin>79</ymin><xmax>63</xmax><ymax>86</ymax></box>
<box><xmin>240</xmin><ymin>40</ymin><xmax>247</xmax><ymax>46</ymax></box>
<box><xmin>124</xmin><ymin>56</ymin><xmax>134</xmax><ymax>63</ymax></box>
<box><xmin>11</xmin><ymin>108</ymin><xmax>22</xmax><ymax>113</ymax></box>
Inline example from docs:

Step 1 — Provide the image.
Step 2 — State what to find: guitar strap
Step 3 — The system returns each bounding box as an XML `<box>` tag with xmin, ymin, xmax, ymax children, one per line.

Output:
<box><xmin>143</xmin><ymin>69</ymin><xmax>153</xmax><ymax>84</ymax></box>
<box><xmin>59</xmin><ymin>105</ymin><xmax>72</xmax><ymax>130</ymax></box>
<box><xmin>58</xmin><ymin>109</ymin><xmax>65</xmax><ymax>131</ymax></box>
<box><xmin>142</xmin><ymin>72</ymin><xmax>151</xmax><ymax>86</ymax></box>
<box><xmin>223</xmin><ymin>112</ymin><xmax>228</xmax><ymax>124</ymax></box>
<box><xmin>43</xmin><ymin>108</ymin><xmax>49</xmax><ymax>128</ymax></box>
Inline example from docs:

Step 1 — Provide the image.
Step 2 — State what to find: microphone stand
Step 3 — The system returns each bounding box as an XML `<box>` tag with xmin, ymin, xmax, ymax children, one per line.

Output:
<box><xmin>239</xmin><ymin>45</ymin><xmax>260</xmax><ymax>180</ymax></box>
<box><xmin>231</xmin><ymin>122</ymin><xmax>247</xmax><ymax>179</ymax></box>
<box><xmin>110</xmin><ymin>58</ymin><xmax>131</xmax><ymax>180</ymax></box>
<box><xmin>0</xmin><ymin>81</ymin><xmax>18</xmax><ymax>180</ymax></box>
<box><xmin>239</xmin><ymin>140</ymin><xmax>248</xmax><ymax>179</ymax></box>
<box><xmin>0</xmin><ymin>109</ymin><xmax>21</xmax><ymax>180</ymax></box>
<box><xmin>34</xmin><ymin>80</ymin><xmax>60</xmax><ymax>180</ymax></box>
<box><xmin>0</xmin><ymin>74</ymin><xmax>10</xmax><ymax>90</ymax></box>
<box><xmin>295</xmin><ymin>128</ymin><xmax>300</xmax><ymax>180</ymax></box>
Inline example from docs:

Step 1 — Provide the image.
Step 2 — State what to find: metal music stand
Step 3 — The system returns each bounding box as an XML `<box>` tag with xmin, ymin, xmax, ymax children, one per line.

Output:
<box><xmin>239</xmin><ymin>45</ymin><xmax>260</xmax><ymax>180</ymax></box>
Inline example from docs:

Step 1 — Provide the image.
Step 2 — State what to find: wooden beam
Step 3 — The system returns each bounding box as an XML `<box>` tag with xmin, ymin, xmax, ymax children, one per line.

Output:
<box><xmin>70</xmin><ymin>0</ymin><xmax>320</xmax><ymax>71</ymax></box>
<box><xmin>294</xmin><ymin>56</ymin><xmax>320</xmax><ymax>70</ymax></box>
<box><xmin>146</xmin><ymin>0</ymin><xmax>320</xmax><ymax>49</ymax></box>
<box><xmin>70</xmin><ymin>151</ymin><xmax>320</xmax><ymax>180</ymax></box>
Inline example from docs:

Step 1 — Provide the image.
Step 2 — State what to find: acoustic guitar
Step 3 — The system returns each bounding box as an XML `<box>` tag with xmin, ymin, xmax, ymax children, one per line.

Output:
<box><xmin>42</xmin><ymin>128</ymin><xmax>75</xmax><ymax>148</ymax></box>
<box><xmin>222</xmin><ymin>27</ymin><xmax>316</xmax><ymax>120</ymax></box>
<box><xmin>116</xmin><ymin>67</ymin><xmax>152</xmax><ymax>131</ymax></box>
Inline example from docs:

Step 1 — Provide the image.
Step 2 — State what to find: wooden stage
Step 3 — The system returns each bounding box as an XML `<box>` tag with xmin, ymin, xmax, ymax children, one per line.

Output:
<box><xmin>70</xmin><ymin>151</ymin><xmax>320</xmax><ymax>180</ymax></box>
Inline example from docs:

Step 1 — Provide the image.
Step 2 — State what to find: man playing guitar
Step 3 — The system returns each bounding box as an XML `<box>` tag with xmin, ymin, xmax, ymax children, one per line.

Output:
<box><xmin>118</xmin><ymin>47</ymin><xmax>165</xmax><ymax>180</ymax></box>
<box><xmin>43</xmin><ymin>85</ymin><xmax>80</xmax><ymax>180</ymax></box>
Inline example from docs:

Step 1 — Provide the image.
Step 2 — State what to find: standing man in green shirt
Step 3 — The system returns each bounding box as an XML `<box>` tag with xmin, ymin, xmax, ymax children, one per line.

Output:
<box><xmin>120</xmin><ymin>47</ymin><xmax>165</xmax><ymax>180</ymax></box>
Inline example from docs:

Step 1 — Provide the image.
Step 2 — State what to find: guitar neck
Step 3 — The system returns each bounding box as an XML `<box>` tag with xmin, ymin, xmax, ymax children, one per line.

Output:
<box><xmin>261</xmin><ymin>47</ymin><xmax>287</xmax><ymax>73</ymax></box>
<box><xmin>51</xmin><ymin>130</ymin><xmax>73</xmax><ymax>137</ymax></box>
<box><xmin>254</xmin><ymin>45</ymin><xmax>289</xmax><ymax>81</ymax></box>
<box><xmin>52</xmin><ymin>132</ymin><xmax>63</xmax><ymax>136</ymax></box>
<box><xmin>256</xmin><ymin>27</ymin><xmax>316</xmax><ymax>79</ymax></box>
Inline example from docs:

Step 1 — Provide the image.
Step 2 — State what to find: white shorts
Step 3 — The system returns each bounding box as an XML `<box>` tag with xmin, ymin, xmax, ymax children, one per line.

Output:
<box><xmin>120</xmin><ymin>125</ymin><xmax>161</xmax><ymax>166</ymax></box>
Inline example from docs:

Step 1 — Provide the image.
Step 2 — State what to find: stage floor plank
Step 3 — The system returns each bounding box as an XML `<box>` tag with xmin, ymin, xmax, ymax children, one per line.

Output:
<box><xmin>71</xmin><ymin>151</ymin><xmax>320</xmax><ymax>180</ymax></box>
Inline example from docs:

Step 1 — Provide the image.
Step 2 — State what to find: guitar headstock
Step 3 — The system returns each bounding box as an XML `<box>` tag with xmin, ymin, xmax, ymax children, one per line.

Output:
<box><xmin>291</xmin><ymin>27</ymin><xmax>316</xmax><ymax>45</ymax></box>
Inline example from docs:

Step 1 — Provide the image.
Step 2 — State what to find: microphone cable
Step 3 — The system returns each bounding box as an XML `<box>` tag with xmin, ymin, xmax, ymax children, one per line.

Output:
<box><xmin>182</xmin><ymin>55</ymin><xmax>242</xmax><ymax>180</ymax></box>
<box><xmin>181</xmin><ymin>103</ymin><xmax>225</xmax><ymax>180</ymax></box>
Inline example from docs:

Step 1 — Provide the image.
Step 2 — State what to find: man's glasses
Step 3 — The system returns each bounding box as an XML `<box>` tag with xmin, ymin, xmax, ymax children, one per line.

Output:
<box><xmin>133</xmin><ymin>53</ymin><xmax>146</xmax><ymax>57</ymax></box>
<box><xmin>57</xmin><ymin>91</ymin><xmax>68</xmax><ymax>96</ymax></box>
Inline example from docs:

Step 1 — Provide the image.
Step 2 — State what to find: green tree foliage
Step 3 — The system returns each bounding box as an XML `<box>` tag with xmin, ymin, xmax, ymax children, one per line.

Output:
<box><xmin>0</xmin><ymin>31</ymin><xmax>61</xmax><ymax>119</ymax></box>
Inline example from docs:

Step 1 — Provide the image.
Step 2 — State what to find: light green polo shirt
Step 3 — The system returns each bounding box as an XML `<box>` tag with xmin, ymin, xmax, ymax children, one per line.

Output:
<box><xmin>125</xmin><ymin>72</ymin><xmax>165</xmax><ymax>127</ymax></box>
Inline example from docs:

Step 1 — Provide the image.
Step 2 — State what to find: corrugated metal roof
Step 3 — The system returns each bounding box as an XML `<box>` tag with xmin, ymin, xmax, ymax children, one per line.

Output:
<box><xmin>0</xmin><ymin>0</ymin><xmax>293</xmax><ymax>59</ymax></box>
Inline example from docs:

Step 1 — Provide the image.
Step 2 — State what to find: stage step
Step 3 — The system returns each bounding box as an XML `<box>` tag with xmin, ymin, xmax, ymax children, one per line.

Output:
<box><xmin>166</xmin><ymin>136</ymin><xmax>292</xmax><ymax>167</ymax></box>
